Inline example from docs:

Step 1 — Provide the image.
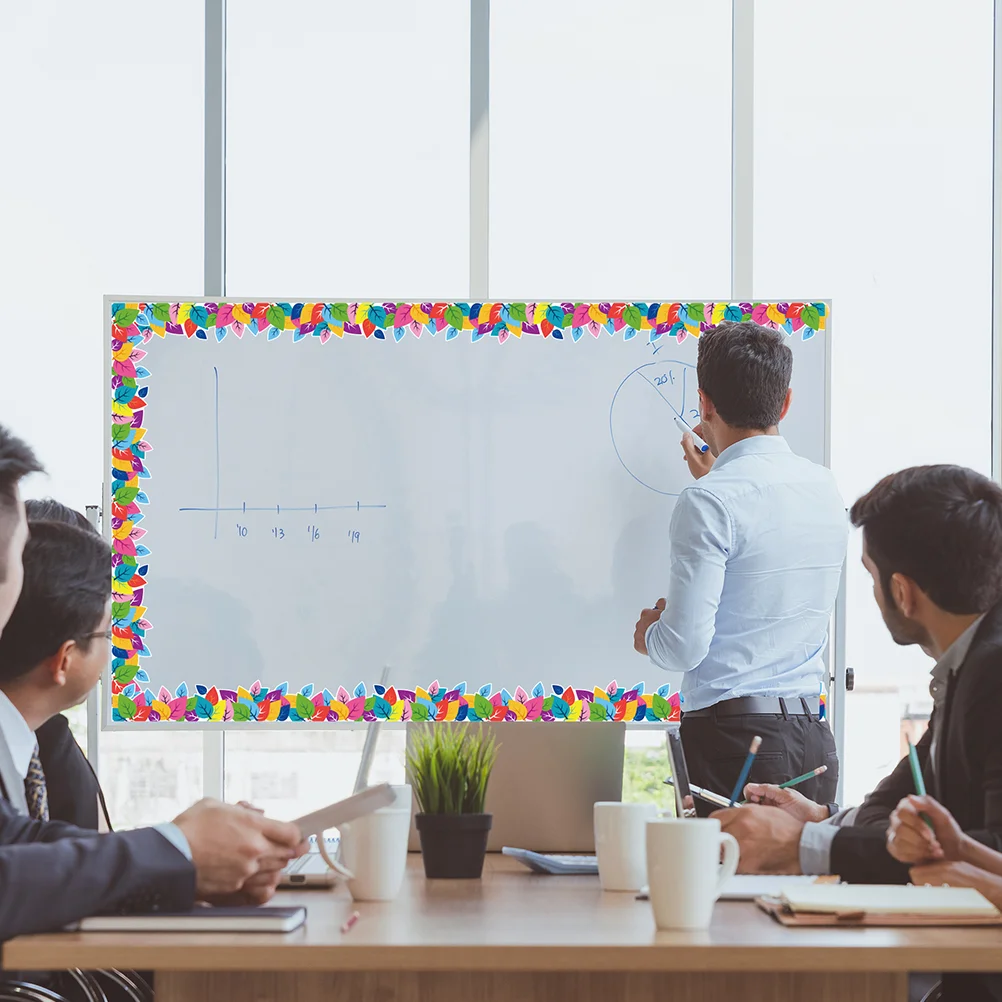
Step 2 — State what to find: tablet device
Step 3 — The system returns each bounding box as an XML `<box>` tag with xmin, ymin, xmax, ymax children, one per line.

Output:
<box><xmin>292</xmin><ymin>783</ymin><xmax>396</xmax><ymax>838</ymax></box>
<box><xmin>665</xmin><ymin>729</ymin><xmax>697</xmax><ymax>817</ymax></box>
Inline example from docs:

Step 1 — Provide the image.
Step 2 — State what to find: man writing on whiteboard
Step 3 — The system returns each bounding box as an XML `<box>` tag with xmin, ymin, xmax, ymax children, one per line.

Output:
<box><xmin>633</xmin><ymin>321</ymin><xmax>847</xmax><ymax>812</ymax></box>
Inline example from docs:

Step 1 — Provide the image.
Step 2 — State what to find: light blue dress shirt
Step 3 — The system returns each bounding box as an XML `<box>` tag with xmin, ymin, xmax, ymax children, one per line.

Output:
<box><xmin>645</xmin><ymin>435</ymin><xmax>847</xmax><ymax>712</ymax></box>
<box><xmin>154</xmin><ymin>822</ymin><xmax>192</xmax><ymax>860</ymax></box>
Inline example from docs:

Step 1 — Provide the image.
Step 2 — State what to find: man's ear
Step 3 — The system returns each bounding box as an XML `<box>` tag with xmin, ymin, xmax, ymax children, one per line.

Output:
<box><xmin>890</xmin><ymin>572</ymin><xmax>919</xmax><ymax>619</ymax></box>
<box><xmin>41</xmin><ymin>640</ymin><xmax>75</xmax><ymax>689</ymax></box>
<box><xmin>778</xmin><ymin>387</ymin><xmax>792</xmax><ymax>423</ymax></box>
<box><xmin>698</xmin><ymin>388</ymin><xmax>716</xmax><ymax>422</ymax></box>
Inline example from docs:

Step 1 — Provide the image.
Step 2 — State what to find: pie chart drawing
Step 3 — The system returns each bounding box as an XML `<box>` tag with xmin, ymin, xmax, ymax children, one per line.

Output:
<box><xmin>609</xmin><ymin>360</ymin><xmax>700</xmax><ymax>496</ymax></box>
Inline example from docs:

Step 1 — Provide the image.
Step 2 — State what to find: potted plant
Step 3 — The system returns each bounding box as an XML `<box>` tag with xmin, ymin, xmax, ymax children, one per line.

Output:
<box><xmin>407</xmin><ymin>724</ymin><xmax>499</xmax><ymax>879</ymax></box>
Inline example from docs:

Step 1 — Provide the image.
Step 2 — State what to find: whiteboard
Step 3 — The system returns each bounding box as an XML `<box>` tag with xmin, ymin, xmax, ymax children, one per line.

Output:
<box><xmin>105</xmin><ymin>300</ymin><xmax>830</xmax><ymax>727</ymax></box>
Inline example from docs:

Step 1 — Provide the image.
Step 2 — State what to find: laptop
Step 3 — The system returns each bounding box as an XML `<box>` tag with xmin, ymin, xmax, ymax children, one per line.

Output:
<box><xmin>406</xmin><ymin>722</ymin><xmax>626</xmax><ymax>853</ymax></box>
<box><xmin>279</xmin><ymin>693</ymin><xmax>385</xmax><ymax>888</ymax></box>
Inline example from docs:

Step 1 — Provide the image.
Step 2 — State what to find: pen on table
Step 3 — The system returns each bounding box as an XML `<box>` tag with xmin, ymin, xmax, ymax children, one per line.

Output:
<box><xmin>729</xmin><ymin>735</ymin><xmax>762</xmax><ymax>807</ymax></box>
<box><xmin>906</xmin><ymin>738</ymin><xmax>935</xmax><ymax>831</ymax></box>
<box><xmin>341</xmin><ymin>910</ymin><xmax>360</xmax><ymax>934</ymax></box>
<box><xmin>673</xmin><ymin>416</ymin><xmax>709</xmax><ymax>453</ymax></box>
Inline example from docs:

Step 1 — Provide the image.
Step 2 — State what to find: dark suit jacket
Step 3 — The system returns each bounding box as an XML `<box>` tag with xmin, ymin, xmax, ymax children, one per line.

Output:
<box><xmin>0</xmin><ymin>715</ymin><xmax>194</xmax><ymax>940</ymax></box>
<box><xmin>831</xmin><ymin>600</ymin><xmax>1002</xmax><ymax>883</ymax></box>
<box><xmin>35</xmin><ymin>714</ymin><xmax>110</xmax><ymax>831</ymax></box>
<box><xmin>0</xmin><ymin>802</ymin><xmax>195</xmax><ymax>940</ymax></box>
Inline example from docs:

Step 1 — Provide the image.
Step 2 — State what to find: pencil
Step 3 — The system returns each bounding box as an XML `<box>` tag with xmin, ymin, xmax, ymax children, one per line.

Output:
<box><xmin>729</xmin><ymin>735</ymin><xmax>762</xmax><ymax>807</ymax></box>
<box><xmin>777</xmin><ymin>764</ymin><xmax>827</xmax><ymax>790</ymax></box>
<box><xmin>340</xmin><ymin>910</ymin><xmax>360</xmax><ymax>934</ymax></box>
<box><xmin>906</xmin><ymin>738</ymin><xmax>935</xmax><ymax>831</ymax></box>
<box><xmin>906</xmin><ymin>738</ymin><xmax>926</xmax><ymax>795</ymax></box>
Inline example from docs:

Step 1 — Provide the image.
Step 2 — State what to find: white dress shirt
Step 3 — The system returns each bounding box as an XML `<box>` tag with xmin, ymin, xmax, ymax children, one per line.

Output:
<box><xmin>645</xmin><ymin>435</ymin><xmax>848</xmax><ymax>711</ymax></box>
<box><xmin>0</xmin><ymin>689</ymin><xmax>38</xmax><ymax>783</ymax></box>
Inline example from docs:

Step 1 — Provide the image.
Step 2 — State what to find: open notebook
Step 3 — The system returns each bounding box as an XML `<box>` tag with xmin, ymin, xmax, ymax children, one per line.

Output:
<box><xmin>759</xmin><ymin>883</ymin><xmax>1002</xmax><ymax>927</ymax></box>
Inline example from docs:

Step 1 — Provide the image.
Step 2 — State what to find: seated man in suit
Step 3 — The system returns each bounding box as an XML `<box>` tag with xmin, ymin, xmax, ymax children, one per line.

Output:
<box><xmin>714</xmin><ymin>464</ymin><xmax>1002</xmax><ymax>879</ymax></box>
<box><xmin>21</xmin><ymin>499</ymin><xmax>109</xmax><ymax>830</ymax></box>
<box><xmin>0</xmin><ymin>423</ymin><xmax>306</xmax><ymax>939</ymax></box>
<box><xmin>0</xmin><ymin>516</ymin><xmax>116</xmax><ymax>824</ymax></box>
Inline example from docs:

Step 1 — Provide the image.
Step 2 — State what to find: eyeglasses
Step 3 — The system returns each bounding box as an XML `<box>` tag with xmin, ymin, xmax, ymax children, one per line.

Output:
<box><xmin>84</xmin><ymin>629</ymin><xmax>114</xmax><ymax>642</ymax></box>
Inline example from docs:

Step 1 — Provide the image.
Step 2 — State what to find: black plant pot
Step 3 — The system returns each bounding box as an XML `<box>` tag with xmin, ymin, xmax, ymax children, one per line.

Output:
<box><xmin>415</xmin><ymin>812</ymin><xmax>493</xmax><ymax>878</ymax></box>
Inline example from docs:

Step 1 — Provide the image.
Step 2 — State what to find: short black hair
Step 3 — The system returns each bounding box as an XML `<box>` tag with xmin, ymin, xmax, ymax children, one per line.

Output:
<box><xmin>696</xmin><ymin>322</ymin><xmax>793</xmax><ymax>429</ymax></box>
<box><xmin>850</xmin><ymin>465</ymin><xmax>1002</xmax><ymax>615</ymax></box>
<box><xmin>0</xmin><ymin>521</ymin><xmax>111</xmax><ymax>682</ymax></box>
<box><xmin>25</xmin><ymin>499</ymin><xmax>94</xmax><ymax>533</ymax></box>
<box><xmin>0</xmin><ymin>426</ymin><xmax>43</xmax><ymax>582</ymax></box>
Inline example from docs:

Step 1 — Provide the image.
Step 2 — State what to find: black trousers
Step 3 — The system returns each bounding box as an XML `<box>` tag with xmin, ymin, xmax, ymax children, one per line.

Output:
<box><xmin>680</xmin><ymin>709</ymin><xmax>838</xmax><ymax>816</ymax></box>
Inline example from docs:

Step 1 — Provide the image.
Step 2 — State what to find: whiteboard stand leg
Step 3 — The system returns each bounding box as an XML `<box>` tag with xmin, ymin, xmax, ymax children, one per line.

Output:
<box><xmin>203</xmin><ymin>731</ymin><xmax>225</xmax><ymax>800</ymax></box>
<box><xmin>830</xmin><ymin>560</ymin><xmax>848</xmax><ymax>806</ymax></box>
<box><xmin>86</xmin><ymin>685</ymin><xmax>100</xmax><ymax>772</ymax></box>
<box><xmin>85</xmin><ymin>502</ymin><xmax>102</xmax><ymax>770</ymax></box>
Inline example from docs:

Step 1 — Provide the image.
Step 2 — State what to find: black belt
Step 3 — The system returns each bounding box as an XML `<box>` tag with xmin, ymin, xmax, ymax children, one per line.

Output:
<box><xmin>682</xmin><ymin>696</ymin><xmax>820</xmax><ymax>719</ymax></box>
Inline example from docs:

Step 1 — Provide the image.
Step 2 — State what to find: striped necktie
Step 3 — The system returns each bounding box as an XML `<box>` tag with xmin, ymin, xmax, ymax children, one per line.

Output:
<box><xmin>25</xmin><ymin>746</ymin><xmax>49</xmax><ymax>822</ymax></box>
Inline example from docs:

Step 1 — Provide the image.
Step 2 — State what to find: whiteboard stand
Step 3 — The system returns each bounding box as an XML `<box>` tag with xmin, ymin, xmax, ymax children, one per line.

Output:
<box><xmin>830</xmin><ymin>561</ymin><xmax>848</xmax><ymax>807</ymax></box>
<box><xmin>85</xmin><ymin>504</ymin><xmax>102</xmax><ymax>772</ymax></box>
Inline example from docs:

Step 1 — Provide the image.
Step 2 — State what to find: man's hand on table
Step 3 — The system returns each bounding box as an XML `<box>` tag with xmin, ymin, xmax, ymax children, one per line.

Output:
<box><xmin>712</xmin><ymin>805</ymin><xmax>804</xmax><ymax>874</ymax></box>
<box><xmin>633</xmin><ymin>599</ymin><xmax>665</xmax><ymax>655</ymax></box>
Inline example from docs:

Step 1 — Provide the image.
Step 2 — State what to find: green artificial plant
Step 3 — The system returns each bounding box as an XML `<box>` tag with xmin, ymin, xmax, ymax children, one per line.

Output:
<box><xmin>406</xmin><ymin>725</ymin><xmax>500</xmax><ymax>815</ymax></box>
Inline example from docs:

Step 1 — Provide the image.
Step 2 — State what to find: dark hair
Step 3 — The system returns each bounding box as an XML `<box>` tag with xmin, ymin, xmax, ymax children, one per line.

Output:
<box><xmin>0</xmin><ymin>521</ymin><xmax>111</xmax><ymax>682</ymax></box>
<box><xmin>0</xmin><ymin>426</ymin><xmax>44</xmax><ymax>582</ymax></box>
<box><xmin>850</xmin><ymin>465</ymin><xmax>1002</xmax><ymax>615</ymax></box>
<box><xmin>696</xmin><ymin>322</ymin><xmax>793</xmax><ymax>429</ymax></box>
<box><xmin>25</xmin><ymin>499</ymin><xmax>94</xmax><ymax>533</ymax></box>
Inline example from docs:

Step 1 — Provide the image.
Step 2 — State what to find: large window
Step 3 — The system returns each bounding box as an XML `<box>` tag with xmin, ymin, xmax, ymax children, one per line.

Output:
<box><xmin>0</xmin><ymin>0</ymin><xmax>995</xmax><ymax>822</ymax></box>
<box><xmin>755</xmin><ymin>0</ymin><xmax>994</xmax><ymax>803</ymax></box>
<box><xmin>0</xmin><ymin>1</ymin><xmax>205</xmax><ymax>824</ymax></box>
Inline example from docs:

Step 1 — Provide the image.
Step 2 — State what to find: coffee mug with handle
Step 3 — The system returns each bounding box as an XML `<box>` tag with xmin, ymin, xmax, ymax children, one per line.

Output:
<box><xmin>646</xmin><ymin>818</ymin><xmax>739</xmax><ymax>930</ymax></box>
<box><xmin>339</xmin><ymin>784</ymin><xmax>413</xmax><ymax>902</ymax></box>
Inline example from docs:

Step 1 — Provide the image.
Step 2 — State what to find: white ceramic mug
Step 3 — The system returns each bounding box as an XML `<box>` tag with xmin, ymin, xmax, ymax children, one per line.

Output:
<box><xmin>339</xmin><ymin>785</ymin><xmax>413</xmax><ymax>902</ymax></box>
<box><xmin>594</xmin><ymin>802</ymin><xmax>658</xmax><ymax>891</ymax></box>
<box><xmin>646</xmin><ymin>818</ymin><xmax>739</xmax><ymax>930</ymax></box>
<box><xmin>383</xmin><ymin>784</ymin><xmax>412</xmax><ymax>814</ymax></box>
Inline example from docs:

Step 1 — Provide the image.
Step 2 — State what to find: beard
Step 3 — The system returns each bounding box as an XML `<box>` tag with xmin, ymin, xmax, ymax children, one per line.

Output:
<box><xmin>881</xmin><ymin>601</ymin><xmax>932</xmax><ymax>650</ymax></box>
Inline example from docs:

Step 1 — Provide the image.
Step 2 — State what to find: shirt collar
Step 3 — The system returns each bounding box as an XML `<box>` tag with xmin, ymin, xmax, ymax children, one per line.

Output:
<box><xmin>711</xmin><ymin>434</ymin><xmax>791</xmax><ymax>471</ymax></box>
<box><xmin>0</xmin><ymin>690</ymin><xmax>37</xmax><ymax>781</ymax></box>
<box><xmin>930</xmin><ymin>615</ymin><xmax>985</xmax><ymax>687</ymax></box>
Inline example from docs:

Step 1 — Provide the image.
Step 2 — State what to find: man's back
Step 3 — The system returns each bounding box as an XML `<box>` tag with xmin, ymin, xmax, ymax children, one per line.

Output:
<box><xmin>672</xmin><ymin>435</ymin><xmax>846</xmax><ymax>710</ymax></box>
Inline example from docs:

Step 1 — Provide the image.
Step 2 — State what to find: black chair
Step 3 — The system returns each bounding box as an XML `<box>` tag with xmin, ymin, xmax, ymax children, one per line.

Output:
<box><xmin>93</xmin><ymin>972</ymin><xmax>151</xmax><ymax>1002</ymax></box>
<box><xmin>0</xmin><ymin>983</ymin><xmax>73</xmax><ymax>1002</ymax></box>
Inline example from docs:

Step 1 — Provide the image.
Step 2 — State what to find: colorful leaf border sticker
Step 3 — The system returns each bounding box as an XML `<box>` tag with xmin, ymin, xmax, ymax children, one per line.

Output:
<box><xmin>108</xmin><ymin>299</ymin><xmax>827</xmax><ymax>723</ymax></box>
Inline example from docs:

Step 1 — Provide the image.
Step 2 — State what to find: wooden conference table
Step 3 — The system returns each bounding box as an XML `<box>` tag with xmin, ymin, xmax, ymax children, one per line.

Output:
<box><xmin>7</xmin><ymin>856</ymin><xmax>1002</xmax><ymax>1002</ymax></box>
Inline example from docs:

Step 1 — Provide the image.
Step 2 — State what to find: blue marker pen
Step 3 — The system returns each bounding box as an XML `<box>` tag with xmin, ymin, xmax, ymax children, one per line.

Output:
<box><xmin>673</xmin><ymin>416</ymin><xmax>709</xmax><ymax>453</ymax></box>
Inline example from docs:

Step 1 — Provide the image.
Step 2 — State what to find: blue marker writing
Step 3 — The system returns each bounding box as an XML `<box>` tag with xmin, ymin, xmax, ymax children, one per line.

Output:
<box><xmin>674</xmin><ymin>416</ymin><xmax>709</xmax><ymax>453</ymax></box>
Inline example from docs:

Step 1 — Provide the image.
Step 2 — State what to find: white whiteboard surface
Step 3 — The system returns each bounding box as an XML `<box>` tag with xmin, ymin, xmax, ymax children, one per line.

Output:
<box><xmin>105</xmin><ymin>299</ymin><xmax>829</xmax><ymax>727</ymax></box>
